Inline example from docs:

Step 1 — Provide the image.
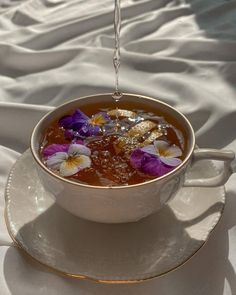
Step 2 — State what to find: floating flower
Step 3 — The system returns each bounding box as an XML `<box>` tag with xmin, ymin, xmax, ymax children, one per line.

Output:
<box><xmin>45</xmin><ymin>143</ymin><xmax>91</xmax><ymax>177</ymax></box>
<box><xmin>130</xmin><ymin>140</ymin><xmax>182</xmax><ymax>177</ymax></box>
<box><xmin>43</xmin><ymin>143</ymin><xmax>70</xmax><ymax>158</ymax></box>
<box><xmin>141</xmin><ymin>140</ymin><xmax>182</xmax><ymax>167</ymax></box>
<box><xmin>42</xmin><ymin>140</ymin><xmax>84</xmax><ymax>158</ymax></box>
<box><xmin>59</xmin><ymin>109</ymin><xmax>111</xmax><ymax>138</ymax></box>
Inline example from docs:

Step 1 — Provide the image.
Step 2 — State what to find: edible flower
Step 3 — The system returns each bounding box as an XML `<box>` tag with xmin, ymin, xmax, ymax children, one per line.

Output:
<box><xmin>44</xmin><ymin>143</ymin><xmax>91</xmax><ymax>177</ymax></box>
<box><xmin>59</xmin><ymin>109</ymin><xmax>111</xmax><ymax>138</ymax></box>
<box><xmin>130</xmin><ymin>140</ymin><xmax>182</xmax><ymax>177</ymax></box>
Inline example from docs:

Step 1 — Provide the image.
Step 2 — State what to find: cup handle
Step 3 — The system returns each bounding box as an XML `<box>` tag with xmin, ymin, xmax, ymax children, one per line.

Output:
<box><xmin>184</xmin><ymin>149</ymin><xmax>235</xmax><ymax>187</ymax></box>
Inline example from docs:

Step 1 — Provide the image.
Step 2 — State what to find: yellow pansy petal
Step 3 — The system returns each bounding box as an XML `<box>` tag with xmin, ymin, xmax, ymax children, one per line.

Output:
<box><xmin>154</xmin><ymin>140</ymin><xmax>169</xmax><ymax>153</ymax></box>
<box><xmin>60</xmin><ymin>161</ymin><xmax>79</xmax><ymax>177</ymax></box>
<box><xmin>165</xmin><ymin>145</ymin><xmax>182</xmax><ymax>158</ymax></box>
<box><xmin>89</xmin><ymin>114</ymin><xmax>107</xmax><ymax>126</ymax></box>
<box><xmin>154</xmin><ymin>141</ymin><xmax>182</xmax><ymax>158</ymax></box>
<box><xmin>59</xmin><ymin>155</ymin><xmax>91</xmax><ymax>177</ymax></box>
<box><xmin>75</xmin><ymin>155</ymin><xmax>91</xmax><ymax>169</ymax></box>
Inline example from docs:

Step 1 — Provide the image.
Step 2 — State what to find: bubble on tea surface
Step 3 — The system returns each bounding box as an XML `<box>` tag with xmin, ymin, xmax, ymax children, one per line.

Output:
<box><xmin>101</xmin><ymin>150</ymin><xmax>110</xmax><ymax>158</ymax></box>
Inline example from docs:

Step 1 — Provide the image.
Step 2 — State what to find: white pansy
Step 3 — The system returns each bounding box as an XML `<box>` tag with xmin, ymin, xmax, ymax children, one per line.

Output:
<box><xmin>141</xmin><ymin>140</ymin><xmax>182</xmax><ymax>167</ymax></box>
<box><xmin>46</xmin><ymin>144</ymin><xmax>91</xmax><ymax>176</ymax></box>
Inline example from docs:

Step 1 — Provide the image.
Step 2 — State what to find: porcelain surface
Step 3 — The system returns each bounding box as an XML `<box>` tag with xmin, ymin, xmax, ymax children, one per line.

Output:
<box><xmin>30</xmin><ymin>94</ymin><xmax>234</xmax><ymax>223</ymax></box>
<box><xmin>5</xmin><ymin>150</ymin><xmax>225</xmax><ymax>282</ymax></box>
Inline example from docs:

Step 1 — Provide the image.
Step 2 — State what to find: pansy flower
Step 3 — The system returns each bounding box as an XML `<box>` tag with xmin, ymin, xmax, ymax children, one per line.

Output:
<box><xmin>130</xmin><ymin>140</ymin><xmax>182</xmax><ymax>177</ymax></box>
<box><xmin>44</xmin><ymin>143</ymin><xmax>91</xmax><ymax>177</ymax></box>
<box><xmin>59</xmin><ymin>109</ymin><xmax>111</xmax><ymax>138</ymax></box>
<box><xmin>42</xmin><ymin>140</ymin><xmax>84</xmax><ymax>158</ymax></box>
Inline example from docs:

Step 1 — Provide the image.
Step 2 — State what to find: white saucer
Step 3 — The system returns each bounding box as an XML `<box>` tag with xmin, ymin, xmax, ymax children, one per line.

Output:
<box><xmin>5</xmin><ymin>150</ymin><xmax>225</xmax><ymax>283</ymax></box>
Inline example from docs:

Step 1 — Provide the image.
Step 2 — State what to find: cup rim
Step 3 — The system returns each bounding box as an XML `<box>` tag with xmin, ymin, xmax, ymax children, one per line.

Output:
<box><xmin>30</xmin><ymin>93</ymin><xmax>195</xmax><ymax>190</ymax></box>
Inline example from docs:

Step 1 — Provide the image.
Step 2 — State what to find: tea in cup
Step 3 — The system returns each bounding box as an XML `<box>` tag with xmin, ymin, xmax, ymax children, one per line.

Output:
<box><xmin>31</xmin><ymin>93</ymin><xmax>235</xmax><ymax>223</ymax></box>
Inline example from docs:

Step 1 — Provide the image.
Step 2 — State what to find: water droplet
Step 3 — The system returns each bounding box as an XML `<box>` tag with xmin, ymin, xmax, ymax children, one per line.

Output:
<box><xmin>112</xmin><ymin>91</ymin><xmax>123</xmax><ymax>102</ymax></box>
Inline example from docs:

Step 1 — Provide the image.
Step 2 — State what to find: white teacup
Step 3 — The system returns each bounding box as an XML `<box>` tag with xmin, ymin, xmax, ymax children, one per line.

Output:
<box><xmin>31</xmin><ymin>93</ymin><xmax>235</xmax><ymax>223</ymax></box>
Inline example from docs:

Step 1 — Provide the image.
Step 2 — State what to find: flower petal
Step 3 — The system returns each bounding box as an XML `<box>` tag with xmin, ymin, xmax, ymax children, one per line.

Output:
<box><xmin>130</xmin><ymin>149</ymin><xmax>174</xmax><ymax>177</ymax></box>
<box><xmin>160</xmin><ymin>157</ymin><xmax>182</xmax><ymax>167</ymax></box>
<box><xmin>141</xmin><ymin>153</ymin><xmax>173</xmax><ymax>176</ymax></box>
<box><xmin>90</xmin><ymin>112</ymin><xmax>110</xmax><ymax>126</ymax></box>
<box><xmin>59</xmin><ymin>155</ymin><xmax>91</xmax><ymax>176</ymax></box>
<box><xmin>60</xmin><ymin>161</ymin><xmax>79</xmax><ymax>177</ymax></box>
<box><xmin>43</xmin><ymin>144</ymin><xmax>69</xmax><ymax>158</ymax></box>
<box><xmin>140</xmin><ymin>145</ymin><xmax>157</xmax><ymax>156</ymax></box>
<box><xmin>71</xmin><ymin>119</ymin><xmax>87</xmax><ymax>131</ymax></box>
<box><xmin>141</xmin><ymin>155</ymin><xmax>162</xmax><ymax>176</ymax></box>
<box><xmin>156</xmin><ymin>163</ymin><xmax>174</xmax><ymax>176</ymax></box>
<box><xmin>130</xmin><ymin>149</ymin><xmax>145</xmax><ymax>170</ymax></box>
<box><xmin>79</xmin><ymin>123</ymin><xmax>101</xmax><ymax>136</ymax></box>
<box><xmin>75</xmin><ymin>155</ymin><xmax>91</xmax><ymax>169</ymax></box>
<box><xmin>68</xmin><ymin>143</ymin><xmax>91</xmax><ymax>156</ymax></box>
<box><xmin>153</xmin><ymin>140</ymin><xmax>169</xmax><ymax>155</ymax></box>
<box><xmin>72</xmin><ymin>109</ymin><xmax>89</xmax><ymax>121</ymax></box>
<box><xmin>46</xmin><ymin>152</ymin><xmax>68</xmax><ymax>170</ymax></box>
<box><xmin>165</xmin><ymin>145</ymin><xmax>182</xmax><ymax>158</ymax></box>
<box><xmin>59</xmin><ymin>115</ymin><xmax>73</xmax><ymax>129</ymax></box>
<box><xmin>88</xmin><ymin>125</ymin><xmax>101</xmax><ymax>136</ymax></box>
<box><xmin>75</xmin><ymin>139</ymin><xmax>84</xmax><ymax>145</ymax></box>
<box><xmin>78</xmin><ymin>122</ymin><xmax>90</xmax><ymax>136</ymax></box>
<box><xmin>59</xmin><ymin>109</ymin><xmax>89</xmax><ymax>132</ymax></box>
<box><xmin>64</xmin><ymin>129</ymin><xmax>74</xmax><ymax>140</ymax></box>
<box><xmin>99</xmin><ymin>112</ymin><xmax>111</xmax><ymax>122</ymax></box>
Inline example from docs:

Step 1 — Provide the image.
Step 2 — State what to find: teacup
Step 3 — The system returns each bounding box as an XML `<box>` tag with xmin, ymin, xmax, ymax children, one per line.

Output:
<box><xmin>30</xmin><ymin>93</ymin><xmax>235</xmax><ymax>223</ymax></box>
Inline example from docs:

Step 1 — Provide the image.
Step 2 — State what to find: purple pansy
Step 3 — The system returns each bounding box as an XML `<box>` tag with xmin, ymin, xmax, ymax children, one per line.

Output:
<box><xmin>130</xmin><ymin>140</ymin><xmax>182</xmax><ymax>177</ymax></box>
<box><xmin>43</xmin><ymin>144</ymin><xmax>70</xmax><ymax>158</ymax></box>
<box><xmin>43</xmin><ymin>140</ymin><xmax>84</xmax><ymax>158</ymax></box>
<box><xmin>59</xmin><ymin>109</ymin><xmax>111</xmax><ymax>138</ymax></box>
<box><xmin>44</xmin><ymin>143</ymin><xmax>91</xmax><ymax>177</ymax></box>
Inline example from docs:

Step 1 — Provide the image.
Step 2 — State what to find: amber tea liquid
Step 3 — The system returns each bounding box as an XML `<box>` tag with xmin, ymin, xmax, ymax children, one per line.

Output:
<box><xmin>40</xmin><ymin>100</ymin><xmax>186</xmax><ymax>186</ymax></box>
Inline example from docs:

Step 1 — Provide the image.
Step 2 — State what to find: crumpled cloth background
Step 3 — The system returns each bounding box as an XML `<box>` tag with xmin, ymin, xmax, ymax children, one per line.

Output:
<box><xmin>1</xmin><ymin>0</ymin><xmax>236</xmax><ymax>294</ymax></box>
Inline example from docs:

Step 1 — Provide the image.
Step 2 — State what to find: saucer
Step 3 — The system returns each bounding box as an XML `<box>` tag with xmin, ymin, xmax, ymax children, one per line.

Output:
<box><xmin>5</xmin><ymin>149</ymin><xmax>225</xmax><ymax>283</ymax></box>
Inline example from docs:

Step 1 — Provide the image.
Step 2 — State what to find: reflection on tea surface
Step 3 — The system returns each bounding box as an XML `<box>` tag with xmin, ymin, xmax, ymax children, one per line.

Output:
<box><xmin>40</xmin><ymin>102</ymin><xmax>185</xmax><ymax>186</ymax></box>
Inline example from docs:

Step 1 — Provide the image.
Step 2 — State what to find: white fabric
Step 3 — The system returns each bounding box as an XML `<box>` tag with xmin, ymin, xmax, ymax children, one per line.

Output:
<box><xmin>1</xmin><ymin>0</ymin><xmax>236</xmax><ymax>294</ymax></box>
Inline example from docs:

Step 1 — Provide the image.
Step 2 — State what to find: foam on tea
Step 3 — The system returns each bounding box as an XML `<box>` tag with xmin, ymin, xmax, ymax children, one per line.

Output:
<box><xmin>40</xmin><ymin>102</ymin><xmax>186</xmax><ymax>186</ymax></box>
